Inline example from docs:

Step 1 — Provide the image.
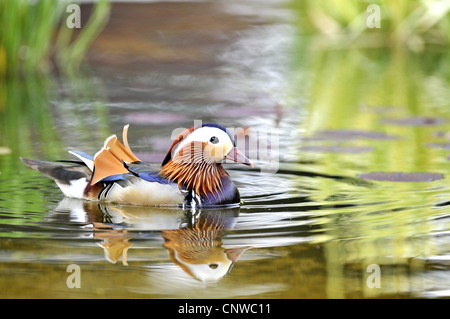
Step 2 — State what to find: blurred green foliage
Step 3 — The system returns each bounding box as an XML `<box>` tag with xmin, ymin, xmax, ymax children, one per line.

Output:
<box><xmin>0</xmin><ymin>0</ymin><xmax>110</xmax><ymax>159</ymax></box>
<box><xmin>285</xmin><ymin>0</ymin><xmax>450</xmax><ymax>298</ymax></box>
<box><xmin>290</xmin><ymin>0</ymin><xmax>450</xmax><ymax>50</ymax></box>
<box><xmin>0</xmin><ymin>0</ymin><xmax>110</xmax><ymax>78</ymax></box>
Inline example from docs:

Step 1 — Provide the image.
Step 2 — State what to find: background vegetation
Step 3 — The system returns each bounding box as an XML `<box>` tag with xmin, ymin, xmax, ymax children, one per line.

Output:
<box><xmin>0</xmin><ymin>0</ymin><xmax>110</xmax><ymax>160</ymax></box>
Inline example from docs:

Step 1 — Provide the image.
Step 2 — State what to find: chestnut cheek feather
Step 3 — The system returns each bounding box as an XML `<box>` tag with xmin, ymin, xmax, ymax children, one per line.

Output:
<box><xmin>159</xmin><ymin>142</ymin><xmax>229</xmax><ymax>199</ymax></box>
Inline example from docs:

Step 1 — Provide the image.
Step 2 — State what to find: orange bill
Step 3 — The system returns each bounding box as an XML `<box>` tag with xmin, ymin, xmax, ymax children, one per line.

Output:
<box><xmin>225</xmin><ymin>147</ymin><xmax>254</xmax><ymax>167</ymax></box>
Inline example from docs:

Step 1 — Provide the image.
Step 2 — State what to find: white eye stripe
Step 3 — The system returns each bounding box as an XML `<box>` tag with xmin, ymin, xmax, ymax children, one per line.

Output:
<box><xmin>172</xmin><ymin>127</ymin><xmax>232</xmax><ymax>157</ymax></box>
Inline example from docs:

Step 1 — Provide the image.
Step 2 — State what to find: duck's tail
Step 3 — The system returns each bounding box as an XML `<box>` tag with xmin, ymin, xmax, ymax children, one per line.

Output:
<box><xmin>20</xmin><ymin>157</ymin><xmax>92</xmax><ymax>199</ymax></box>
<box><xmin>20</xmin><ymin>125</ymin><xmax>141</xmax><ymax>198</ymax></box>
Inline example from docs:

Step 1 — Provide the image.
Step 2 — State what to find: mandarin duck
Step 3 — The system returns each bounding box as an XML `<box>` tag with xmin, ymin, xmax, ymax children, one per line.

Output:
<box><xmin>21</xmin><ymin>123</ymin><xmax>253</xmax><ymax>207</ymax></box>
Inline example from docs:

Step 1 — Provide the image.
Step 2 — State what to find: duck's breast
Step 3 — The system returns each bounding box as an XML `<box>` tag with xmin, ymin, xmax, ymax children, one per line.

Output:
<box><xmin>200</xmin><ymin>176</ymin><xmax>240</xmax><ymax>207</ymax></box>
<box><xmin>105</xmin><ymin>177</ymin><xmax>186</xmax><ymax>206</ymax></box>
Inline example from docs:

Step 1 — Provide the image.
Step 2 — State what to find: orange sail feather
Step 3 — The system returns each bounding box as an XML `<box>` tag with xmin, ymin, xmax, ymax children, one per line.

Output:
<box><xmin>90</xmin><ymin>125</ymin><xmax>140</xmax><ymax>185</ymax></box>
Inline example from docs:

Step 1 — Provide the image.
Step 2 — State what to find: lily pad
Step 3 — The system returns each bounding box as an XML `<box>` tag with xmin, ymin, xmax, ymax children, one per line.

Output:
<box><xmin>301</xmin><ymin>145</ymin><xmax>374</xmax><ymax>154</ymax></box>
<box><xmin>432</xmin><ymin>131</ymin><xmax>448</xmax><ymax>138</ymax></box>
<box><xmin>358</xmin><ymin>172</ymin><xmax>444</xmax><ymax>182</ymax></box>
<box><xmin>304</xmin><ymin>129</ymin><xmax>397</xmax><ymax>141</ymax></box>
<box><xmin>426</xmin><ymin>143</ymin><xmax>450</xmax><ymax>150</ymax></box>
<box><xmin>382</xmin><ymin>117</ymin><xmax>447</xmax><ymax>126</ymax></box>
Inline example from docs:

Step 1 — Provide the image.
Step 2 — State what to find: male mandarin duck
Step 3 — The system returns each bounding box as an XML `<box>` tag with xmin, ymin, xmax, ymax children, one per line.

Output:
<box><xmin>21</xmin><ymin>123</ymin><xmax>253</xmax><ymax>207</ymax></box>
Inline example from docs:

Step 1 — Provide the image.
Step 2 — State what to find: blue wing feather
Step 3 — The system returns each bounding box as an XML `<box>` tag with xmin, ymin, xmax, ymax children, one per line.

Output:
<box><xmin>69</xmin><ymin>150</ymin><xmax>94</xmax><ymax>161</ymax></box>
<box><xmin>90</xmin><ymin>160</ymin><xmax>173</xmax><ymax>185</ymax></box>
<box><xmin>136</xmin><ymin>171</ymin><xmax>171</xmax><ymax>184</ymax></box>
<box><xmin>99</xmin><ymin>169</ymin><xmax>172</xmax><ymax>185</ymax></box>
<box><xmin>100</xmin><ymin>173</ymin><xmax>131</xmax><ymax>183</ymax></box>
<box><xmin>122</xmin><ymin>162</ymin><xmax>173</xmax><ymax>185</ymax></box>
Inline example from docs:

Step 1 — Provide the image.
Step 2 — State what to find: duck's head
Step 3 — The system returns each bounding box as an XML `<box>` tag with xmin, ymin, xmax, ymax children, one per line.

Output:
<box><xmin>161</xmin><ymin>123</ymin><xmax>253</xmax><ymax>168</ymax></box>
<box><xmin>160</xmin><ymin>123</ymin><xmax>253</xmax><ymax>197</ymax></box>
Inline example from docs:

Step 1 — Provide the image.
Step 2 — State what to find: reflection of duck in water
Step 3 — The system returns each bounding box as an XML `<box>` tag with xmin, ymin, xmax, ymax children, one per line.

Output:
<box><xmin>92</xmin><ymin>222</ymin><xmax>132</xmax><ymax>266</ymax></box>
<box><xmin>162</xmin><ymin>210</ymin><xmax>250</xmax><ymax>282</ymax></box>
<box><xmin>55</xmin><ymin>199</ymin><xmax>249</xmax><ymax>278</ymax></box>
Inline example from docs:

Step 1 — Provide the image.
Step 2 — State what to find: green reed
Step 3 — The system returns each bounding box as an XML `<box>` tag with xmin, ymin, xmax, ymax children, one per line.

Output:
<box><xmin>0</xmin><ymin>0</ymin><xmax>111</xmax><ymax>160</ymax></box>
<box><xmin>0</xmin><ymin>0</ymin><xmax>110</xmax><ymax>77</ymax></box>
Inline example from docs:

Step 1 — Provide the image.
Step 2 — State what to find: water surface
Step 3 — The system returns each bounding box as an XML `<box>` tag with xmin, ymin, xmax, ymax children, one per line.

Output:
<box><xmin>1</xmin><ymin>0</ymin><xmax>450</xmax><ymax>299</ymax></box>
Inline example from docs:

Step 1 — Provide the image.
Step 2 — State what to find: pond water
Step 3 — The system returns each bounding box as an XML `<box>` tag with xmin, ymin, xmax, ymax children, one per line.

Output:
<box><xmin>1</xmin><ymin>0</ymin><xmax>450</xmax><ymax>299</ymax></box>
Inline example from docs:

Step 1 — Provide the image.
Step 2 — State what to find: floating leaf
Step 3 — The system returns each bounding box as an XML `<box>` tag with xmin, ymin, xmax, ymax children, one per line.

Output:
<box><xmin>301</xmin><ymin>145</ymin><xmax>374</xmax><ymax>154</ymax></box>
<box><xmin>432</xmin><ymin>131</ymin><xmax>448</xmax><ymax>138</ymax></box>
<box><xmin>382</xmin><ymin>117</ymin><xmax>447</xmax><ymax>126</ymax></box>
<box><xmin>358</xmin><ymin>172</ymin><xmax>444</xmax><ymax>182</ymax></box>
<box><xmin>304</xmin><ymin>129</ymin><xmax>397</xmax><ymax>141</ymax></box>
<box><xmin>426</xmin><ymin>143</ymin><xmax>450</xmax><ymax>150</ymax></box>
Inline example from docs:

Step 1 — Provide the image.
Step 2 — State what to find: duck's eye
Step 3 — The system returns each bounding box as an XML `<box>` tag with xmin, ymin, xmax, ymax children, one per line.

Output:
<box><xmin>209</xmin><ymin>263</ymin><xmax>219</xmax><ymax>269</ymax></box>
<box><xmin>210</xmin><ymin>136</ymin><xmax>219</xmax><ymax>144</ymax></box>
